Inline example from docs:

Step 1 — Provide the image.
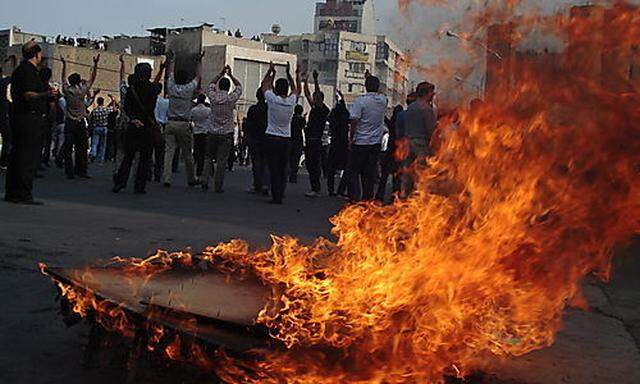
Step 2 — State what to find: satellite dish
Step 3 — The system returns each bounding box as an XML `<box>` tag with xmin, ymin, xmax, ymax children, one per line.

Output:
<box><xmin>271</xmin><ymin>24</ymin><xmax>281</xmax><ymax>35</ymax></box>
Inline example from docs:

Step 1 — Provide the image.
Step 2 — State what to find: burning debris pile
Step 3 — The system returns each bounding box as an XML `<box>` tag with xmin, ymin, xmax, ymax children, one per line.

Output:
<box><xmin>42</xmin><ymin>1</ymin><xmax>639</xmax><ymax>383</ymax></box>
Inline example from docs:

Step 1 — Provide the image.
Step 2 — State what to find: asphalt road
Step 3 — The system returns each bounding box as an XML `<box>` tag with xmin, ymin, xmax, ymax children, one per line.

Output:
<box><xmin>0</xmin><ymin>162</ymin><xmax>638</xmax><ymax>384</ymax></box>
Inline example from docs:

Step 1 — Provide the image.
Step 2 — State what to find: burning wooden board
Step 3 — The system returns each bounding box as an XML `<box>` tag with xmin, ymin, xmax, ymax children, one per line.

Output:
<box><xmin>44</xmin><ymin>266</ymin><xmax>273</xmax><ymax>352</ymax></box>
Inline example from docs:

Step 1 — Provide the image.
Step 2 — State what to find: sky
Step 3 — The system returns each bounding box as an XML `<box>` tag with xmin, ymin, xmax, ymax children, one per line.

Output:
<box><xmin>0</xmin><ymin>0</ymin><xmax>398</xmax><ymax>41</ymax></box>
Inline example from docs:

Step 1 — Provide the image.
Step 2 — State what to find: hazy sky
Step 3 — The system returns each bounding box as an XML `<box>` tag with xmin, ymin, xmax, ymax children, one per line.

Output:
<box><xmin>0</xmin><ymin>0</ymin><xmax>398</xmax><ymax>41</ymax></box>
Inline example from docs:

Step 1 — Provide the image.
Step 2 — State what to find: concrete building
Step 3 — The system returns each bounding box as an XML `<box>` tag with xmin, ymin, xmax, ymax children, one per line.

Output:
<box><xmin>105</xmin><ymin>23</ymin><xmax>300</xmax><ymax>116</ymax></box>
<box><xmin>314</xmin><ymin>0</ymin><xmax>376</xmax><ymax>35</ymax></box>
<box><xmin>263</xmin><ymin>31</ymin><xmax>407</xmax><ymax>107</ymax></box>
<box><xmin>263</xmin><ymin>0</ymin><xmax>407</xmax><ymax>107</ymax></box>
<box><xmin>376</xmin><ymin>36</ymin><xmax>409</xmax><ymax>107</ymax></box>
<box><xmin>202</xmin><ymin>44</ymin><xmax>298</xmax><ymax>116</ymax></box>
<box><xmin>1</xmin><ymin>26</ymin><xmax>48</xmax><ymax>67</ymax></box>
<box><xmin>7</xmin><ymin>42</ymin><xmax>163</xmax><ymax>97</ymax></box>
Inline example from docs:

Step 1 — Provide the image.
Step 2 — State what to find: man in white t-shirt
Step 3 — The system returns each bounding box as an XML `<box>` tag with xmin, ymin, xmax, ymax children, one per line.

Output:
<box><xmin>347</xmin><ymin>73</ymin><xmax>388</xmax><ymax>201</ymax></box>
<box><xmin>260</xmin><ymin>62</ymin><xmax>301</xmax><ymax>204</ymax></box>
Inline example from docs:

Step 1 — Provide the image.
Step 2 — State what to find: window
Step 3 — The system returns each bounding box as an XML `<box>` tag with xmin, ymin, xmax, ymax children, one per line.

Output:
<box><xmin>349</xmin><ymin>62</ymin><xmax>366</xmax><ymax>73</ymax></box>
<box><xmin>351</xmin><ymin>41</ymin><xmax>367</xmax><ymax>52</ymax></box>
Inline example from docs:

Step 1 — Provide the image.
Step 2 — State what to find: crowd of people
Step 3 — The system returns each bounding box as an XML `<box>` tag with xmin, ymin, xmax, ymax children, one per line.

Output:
<box><xmin>1</xmin><ymin>40</ymin><xmax>440</xmax><ymax>206</ymax></box>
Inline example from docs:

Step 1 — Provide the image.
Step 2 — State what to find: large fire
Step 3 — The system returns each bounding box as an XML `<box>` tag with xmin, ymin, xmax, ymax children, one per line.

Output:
<box><xmin>42</xmin><ymin>1</ymin><xmax>639</xmax><ymax>383</ymax></box>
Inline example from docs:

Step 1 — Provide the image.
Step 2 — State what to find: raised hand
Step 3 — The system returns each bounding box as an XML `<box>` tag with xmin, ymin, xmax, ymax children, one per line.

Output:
<box><xmin>60</xmin><ymin>56</ymin><xmax>66</xmax><ymax>65</ymax></box>
<box><xmin>199</xmin><ymin>51</ymin><xmax>205</xmax><ymax>62</ymax></box>
<box><xmin>93</xmin><ymin>54</ymin><xmax>101</xmax><ymax>65</ymax></box>
<box><xmin>313</xmin><ymin>70</ymin><xmax>319</xmax><ymax>80</ymax></box>
<box><xmin>118</xmin><ymin>54</ymin><xmax>125</xmax><ymax>64</ymax></box>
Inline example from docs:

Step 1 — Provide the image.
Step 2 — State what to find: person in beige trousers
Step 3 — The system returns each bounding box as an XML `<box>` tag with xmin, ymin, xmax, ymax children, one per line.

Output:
<box><xmin>162</xmin><ymin>51</ymin><xmax>203</xmax><ymax>188</ymax></box>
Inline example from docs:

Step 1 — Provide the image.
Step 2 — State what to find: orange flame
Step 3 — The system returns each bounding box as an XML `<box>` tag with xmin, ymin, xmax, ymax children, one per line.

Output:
<box><xmin>42</xmin><ymin>2</ymin><xmax>640</xmax><ymax>383</ymax></box>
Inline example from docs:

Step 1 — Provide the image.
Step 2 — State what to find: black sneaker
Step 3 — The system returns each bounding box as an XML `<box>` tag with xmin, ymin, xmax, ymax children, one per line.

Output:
<box><xmin>188</xmin><ymin>181</ymin><xmax>201</xmax><ymax>187</ymax></box>
<box><xmin>112</xmin><ymin>185</ymin><xmax>124</xmax><ymax>194</ymax></box>
<box><xmin>18</xmin><ymin>199</ymin><xmax>44</xmax><ymax>206</ymax></box>
<box><xmin>77</xmin><ymin>174</ymin><xmax>91</xmax><ymax>179</ymax></box>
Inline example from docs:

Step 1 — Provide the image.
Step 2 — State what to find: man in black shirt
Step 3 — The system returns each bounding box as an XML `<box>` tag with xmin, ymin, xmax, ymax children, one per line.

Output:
<box><xmin>0</xmin><ymin>55</ymin><xmax>17</xmax><ymax>169</ymax></box>
<box><xmin>112</xmin><ymin>62</ymin><xmax>163</xmax><ymax>194</ymax></box>
<box><xmin>289</xmin><ymin>105</ymin><xmax>305</xmax><ymax>183</ymax></box>
<box><xmin>327</xmin><ymin>91</ymin><xmax>351</xmax><ymax>197</ymax></box>
<box><xmin>245</xmin><ymin>88</ymin><xmax>269</xmax><ymax>194</ymax></box>
<box><xmin>302</xmin><ymin>70</ymin><xmax>330</xmax><ymax>198</ymax></box>
<box><xmin>5</xmin><ymin>41</ymin><xmax>56</xmax><ymax>205</ymax></box>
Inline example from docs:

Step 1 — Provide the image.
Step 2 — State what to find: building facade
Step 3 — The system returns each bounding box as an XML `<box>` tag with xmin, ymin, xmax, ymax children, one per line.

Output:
<box><xmin>1</xmin><ymin>27</ymin><xmax>48</xmax><ymax>70</ymax></box>
<box><xmin>263</xmin><ymin>31</ymin><xmax>407</xmax><ymax>107</ymax></box>
<box><xmin>314</xmin><ymin>0</ymin><xmax>376</xmax><ymax>35</ymax></box>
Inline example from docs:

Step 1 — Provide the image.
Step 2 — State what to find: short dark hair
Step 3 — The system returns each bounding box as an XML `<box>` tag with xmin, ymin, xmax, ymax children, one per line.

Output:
<box><xmin>406</xmin><ymin>92</ymin><xmax>418</xmax><ymax>105</ymax></box>
<box><xmin>175</xmin><ymin>70</ymin><xmax>190</xmax><ymax>85</ymax></box>
<box><xmin>365</xmin><ymin>75</ymin><xmax>380</xmax><ymax>93</ymax></box>
<box><xmin>22</xmin><ymin>41</ymin><xmax>42</xmax><ymax>60</ymax></box>
<box><xmin>97</xmin><ymin>97</ymin><xmax>105</xmax><ymax>106</ymax></box>
<box><xmin>313</xmin><ymin>91</ymin><xmax>325</xmax><ymax>102</ymax></box>
<box><xmin>218</xmin><ymin>77</ymin><xmax>231</xmax><ymax>91</ymax></box>
<box><xmin>274</xmin><ymin>78</ymin><xmax>289</xmax><ymax>97</ymax></box>
<box><xmin>134</xmin><ymin>63</ymin><xmax>152</xmax><ymax>81</ymax></box>
<box><xmin>416</xmin><ymin>82</ymin><xmax>435</xmax><ymax>97</ymax></box>
<box><xmin>68</xmin><ymin>73</ymin><xmax>82</xmax><ymax>86</ymax></box>
<box><xmin>256</xmin><ymin>88</ymin><xmax>265</xmax><ymax>102</ymax></box>
<box><xmin>196</xmin><ymin>94</ymin><xmax>206</xmax><ymax>104</ymax></box>
<box><xmin>294</xmin><ymin>105</ymin><xmax>303</xmax><ymax>115</ymax></box>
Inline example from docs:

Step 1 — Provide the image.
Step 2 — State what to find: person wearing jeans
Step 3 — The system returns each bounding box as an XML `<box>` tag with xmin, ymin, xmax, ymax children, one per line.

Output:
<box><xmin>88</xmin><ymin>97</ymin><xmax>113</xmax><ymax>163</ymax></box>
<box><xmin>190</xmin><ymin>94</ymin><xmax>211</xmax><ymax>180</ymax></box>
<box><xmin>347</xmin><ymin>73</ymin><xmax>388</xmax><ymax>202</ymax></box>
<box><xmin>202</xmin><ymin>65</ymin><xmax>243</xmax><ymax>192</ymax></box>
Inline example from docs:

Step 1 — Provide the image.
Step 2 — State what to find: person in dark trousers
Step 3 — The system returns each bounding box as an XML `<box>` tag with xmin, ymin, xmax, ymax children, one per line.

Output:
<box><xmin>288</xmin><ymin>105</ymin><xmax>305</xmax><ymax>183</ymax></box>
<box><xmin>245</xmin><ymin>88</ymin><xmax>269</xmax><ymax>194</ymax></box>
<box><xmin>326</xmin><ymin>91</ymin><xmax>350</xmax><ymax>197</ymax></box>
<box><xmin>5</xmin><ymin>41</ymin><xmax>57</xmax><ymax>205</ymax></box>
<box><xmin>399</xmin><ymin>81</ymin><xmax>437</xmax><ymax>197</ymax></box>
<box><xmin>0</xmin><ymin>55</ymin><xmax>17</xmax><ymax>170</ymax></box>
<box><xmin>376</xmin><ymin>104</ymin><xmax>405</xmax><ymax>202</ymax></box>
<box><xmin>261</xmin><ymin>62</ymin><xmax>301</xmax><ymax>204</ymax></box>
<box><xmin>105</xmin><ymin>99</ymin><xmax>119</xmax><ymax>162</ymax></box>
<box><xmin>302</xmin><ymin>70</ymin><xmax>330</xmax><ymax>198</ymax></box>
<box><xmin>112</xmin><ymin>62</ymin><xmax>164</xmax><ymax>194</ymax></box>
<box><xmin>59</xmin><ymin>54</ymin><xmax>100</xmax><ymax>179</ymax></box>
<box><xmin>347</xmin><ymin>73</ymin><xmax>388</xmax><ymax>202</ymax></box>
<box><xmin>39</xmin><ymin>67</ymin><xmax>56</xmax><ymax>169</ymax></box>
<box><xmin>190</xmin><ymin>94</ymin><xmax>211</xmax><ymax>180</ymax></box>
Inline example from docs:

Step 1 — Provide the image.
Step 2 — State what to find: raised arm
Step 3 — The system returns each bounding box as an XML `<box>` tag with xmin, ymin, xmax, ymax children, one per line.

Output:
<box><xmin>286</xmin><ymin>62</ymin><xmax>300</xmax><ymax>97</ymax></box>
<box><xmin>118</xmin><ymin>54</ymin><xmax>125</xmax><ymax>83</ymax></box>
<box><xmin>4</xmin><ymin>54</ymin><xmax>17</xmax><ymax>74</ymax></box>
<box><xmin>226</xmin><ymin>65</ymin><xmax>241</xmax><ymax>88</ymax></box>
<box><xmin>261</xmin><ymin>62</ymin><xmax>275</xmax><ymax>93</ymax></box>
<box><xmin>312</xmin><ymin>70</ymin><xmax>320</xmax><ymax>95</ymax></box>
<box><xmin>211</xmin><ymin>66</ymin><xmax>227</xmax><ymax>87</ymax></box>
<box><xmin>60</xmin><ymin>56</ymin><xmax>67</xmax><ymax>85</ymax></box>
<box><xmin>196</xmin><ymin>51</ymin><xmax>205</xmax><ymax>88</ymax></box>
<box><xmin>88</xmin><ymin>54</ymin><xmax>100</xmax><ymax>88</ymax></box>
<box><xmin>165</xmin><ymin>50</ymin><xmax>174</xmax><ymax>81</ymax></box>
<box><xmin>153</xmin><ymin>60</ymin><xmax>166</xmax><ymax>84</ymax></box>
<box><xmin>302</xmin><ymin>72</ymin><xmax>311</xmax><ymax>102</ymax></box>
